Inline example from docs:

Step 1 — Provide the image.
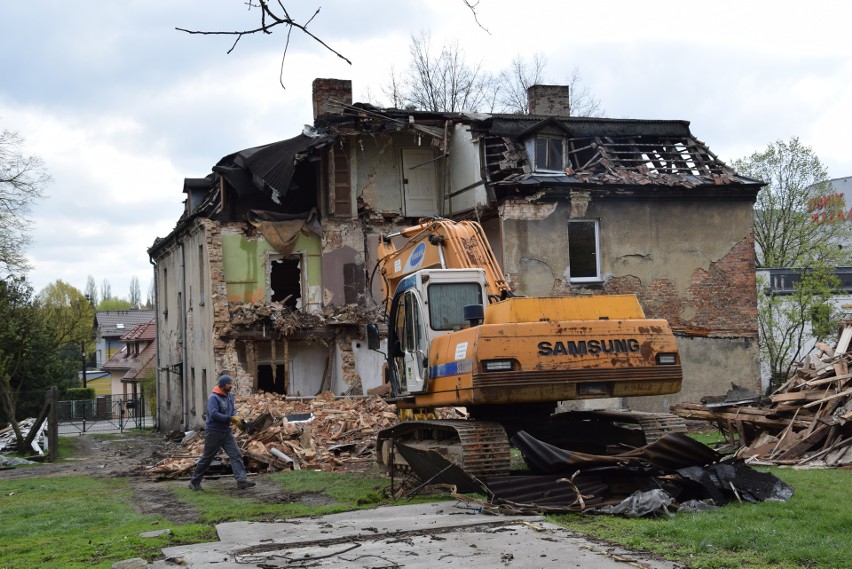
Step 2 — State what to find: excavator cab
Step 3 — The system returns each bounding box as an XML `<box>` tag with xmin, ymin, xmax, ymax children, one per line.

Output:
<box><xmin>369</xmin><ymin>268</ymin><xmax>488</xmax><ymax>398</ymax></box>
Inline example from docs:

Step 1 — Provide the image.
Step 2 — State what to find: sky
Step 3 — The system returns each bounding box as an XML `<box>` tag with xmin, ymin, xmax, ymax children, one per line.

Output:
<box><xmin>2</xmin><ymin>1</ymin><xmax>851</xmax><ymax>299</ymax></box>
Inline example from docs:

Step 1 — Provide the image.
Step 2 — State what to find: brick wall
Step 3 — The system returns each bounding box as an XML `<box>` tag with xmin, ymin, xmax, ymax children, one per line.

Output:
<box><xmin>527</xmin><ymin>84</ymin><xmax>570</xmax><ymax>116</ymax></box>
<box><xmin>312</xmin><ymin>78</ymin><xmax>352</xmax><ymax>120</ymax></box>
<box><xmin>606</xmin><ymin>234</ymin><xmax>758</xmax><ymax>337</ymax></box>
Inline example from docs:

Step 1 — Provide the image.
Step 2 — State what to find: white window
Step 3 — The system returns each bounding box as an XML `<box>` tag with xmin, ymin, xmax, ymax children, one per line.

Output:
<box><xmin>534</xmin><ymin>136</ymin><xmax>564</xmax><ymax>172</ymax></box>
<box><xmin>568</xmin><ymin>220</ymin><xmax>601</xmax><ymax>282</ymax></box>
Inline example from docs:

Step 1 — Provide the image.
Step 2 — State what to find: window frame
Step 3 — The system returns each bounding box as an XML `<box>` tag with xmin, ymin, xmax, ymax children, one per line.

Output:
<box><xmin>534</xmin><ymin>135</ymin><xmax>565</xmax><ymax>173</ymax></box>
<box><xmin>567</xmin><ymin>219</ymin><xmax>602</xmax><ymax>283</ymax></box>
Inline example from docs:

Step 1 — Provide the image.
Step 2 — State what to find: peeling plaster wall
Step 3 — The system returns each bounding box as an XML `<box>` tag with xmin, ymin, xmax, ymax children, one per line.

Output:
<box><xmin>151</xmin><ymin>218</ymin><xmax>218</xmax><ymax>432</ymax></box>
<box><xmin>447</xmin><ymin>124</ymin><xmax>488</xmax><ymax>214</ymax></box>
<box><xmin>354</xmin><ymin>133</ymin><xmax>404</xmax><ymax>214</ymax></box>
<box><xmin>321</xmin><ymin>219</ymin><xmax>367</xmax><ymax>306</ymax></box>
<box><xmin>498</xmin><ymin>196</ymin><xmax>760</xmax><ymax>410</ymax></box>
<box><xmin>219</xmin><ymin>224</ymin><xmax>322</xmax><ymax>313</ymax></box>
<box><xmin>353</xmin><ymin>132</ymin><xmax>446</xmax><ymax>216</ymax></box>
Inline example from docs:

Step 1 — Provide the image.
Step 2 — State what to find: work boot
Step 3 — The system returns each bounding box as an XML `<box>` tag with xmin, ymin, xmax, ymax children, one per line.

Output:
<box><xmin>189</xmin><ymin>480</ymin><xmax>203</xmax><ymax>491</ymax></box>
<box><xmin>237</xmin><ymin>480</ymin><xmax>256</xmax><ymax>489</ymax></box>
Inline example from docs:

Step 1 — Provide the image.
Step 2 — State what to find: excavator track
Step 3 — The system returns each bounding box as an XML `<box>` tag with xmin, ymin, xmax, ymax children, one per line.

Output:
<box><xmin>377</xmin><ymin>419</ymin><xmax>511</xmax><ymax>480</ymax></box>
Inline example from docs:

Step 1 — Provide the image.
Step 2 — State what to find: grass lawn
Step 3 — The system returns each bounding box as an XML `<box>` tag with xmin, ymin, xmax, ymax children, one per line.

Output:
<box><xmin>550</xmin><ymin>462</ymin><xmax>851</xmax><ymax>569</ymax></box>
<box><xmin>0</xmin><ymin>433</ymin><xmax>848</xmax><ymax>569</ymax></box>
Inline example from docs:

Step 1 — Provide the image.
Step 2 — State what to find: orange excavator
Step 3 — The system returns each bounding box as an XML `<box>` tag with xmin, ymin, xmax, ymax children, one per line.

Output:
<box><xmin>366</xmin><ymin>219</ymin><xmax>684</xmax><ymax>479</ymax></box>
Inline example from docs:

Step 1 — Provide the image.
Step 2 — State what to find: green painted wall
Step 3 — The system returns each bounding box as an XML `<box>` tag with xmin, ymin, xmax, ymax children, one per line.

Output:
<box><xmin>221</xmin><ymin>232</ymin><xmax>322</xmax><ymax>304</ymax></box>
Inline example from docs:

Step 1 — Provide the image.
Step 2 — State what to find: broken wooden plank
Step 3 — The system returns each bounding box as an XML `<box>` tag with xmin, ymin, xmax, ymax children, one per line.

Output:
<box><xmin>802</xmin><ymin>386</ymin><xmax>852</xmax><ymax>409</ymax></box>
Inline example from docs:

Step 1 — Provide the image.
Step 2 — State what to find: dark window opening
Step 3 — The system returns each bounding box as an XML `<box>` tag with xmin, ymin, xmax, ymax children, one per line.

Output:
<box><xmin>270</xmin><ymin>257</ymin><xmax>301</xmax><ymax>308</ymax></box>
<box><xmin>535</xmin><ymin>136</ymin><xmax>564</xmax><ymax>171</ymax></box>
<box><xmin>257</xmin><ymin>364</ymin><xmax>286</xmax><ymax>394</ymax></box>
<box><xmin>568</xmin><ymin>220</ymin><xmax>600</xmax><ymax>281</ymax></box>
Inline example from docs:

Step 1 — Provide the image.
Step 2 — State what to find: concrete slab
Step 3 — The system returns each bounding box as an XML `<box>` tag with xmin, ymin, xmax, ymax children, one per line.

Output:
<box><xmin>151</xmin><ymin>502</ymin><xmax>680</xmax><ymax>569</ymax></box>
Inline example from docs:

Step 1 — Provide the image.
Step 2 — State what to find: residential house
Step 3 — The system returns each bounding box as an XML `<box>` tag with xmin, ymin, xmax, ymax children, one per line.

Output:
<box><xmin>759</xmin><ymin>175</ymin><xmax>852</xmax><ymax>384</ymax></box>
<box><xmin>101</xmin><ymin>317</ymin><xmax>157</xmax><ymax>402</ymax></box>
<box><xmin>95</xmin><ymin>310</ymin><xmax>156</xmax><ymax>369</ymax></box>
<box><xmin>149</xmin><ymin>78</ymin><xmax>764</xmax><ymax>432</ymax></box>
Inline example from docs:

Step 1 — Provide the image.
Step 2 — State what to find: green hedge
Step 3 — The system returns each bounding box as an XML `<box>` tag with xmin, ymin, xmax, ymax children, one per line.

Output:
<box><xmin>64</xmin><ymin>388</ymin><xmax>96</xmax><ymax>401</ymax></box>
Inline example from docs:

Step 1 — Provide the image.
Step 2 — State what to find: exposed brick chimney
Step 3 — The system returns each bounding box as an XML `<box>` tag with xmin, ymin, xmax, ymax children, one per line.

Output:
<box><xmin>312</xmin><ymin>78</ymin><xmax>352</xmax><ymax>120</ymax></box>
<box><xmin>527</xmin><ymin>84</ymin><xmax>570</xmax><ymax>116</ymax></box>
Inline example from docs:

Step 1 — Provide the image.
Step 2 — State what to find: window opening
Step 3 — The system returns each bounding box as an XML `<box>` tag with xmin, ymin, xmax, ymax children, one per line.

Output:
<box><xmin>257</xmin><ymin>364</ymin><xmax>286</xmax><ymax>394</ymax></box>
<box><xmin>198</xmin><ymin>244</ymin><xmax>205</xmax><ymax>306</ymax></box>
<box><xmin>568</xmin><ymin>220</ymin><xmax>601</xmax><ymax>282</ymax></box>
<box><xmin>428</xmin><ymin>283</ymin><xmax>483</xmax><ymax>330</ymax></box>
<box><xmin>535</xmin><ymin>136</ymin><xmax>564</xmax><ymax>172</ymax></box>
<box><xmin>270</xmin><ymin>256</ymin><xmax>301</xmax><ymax>309</ymax></box>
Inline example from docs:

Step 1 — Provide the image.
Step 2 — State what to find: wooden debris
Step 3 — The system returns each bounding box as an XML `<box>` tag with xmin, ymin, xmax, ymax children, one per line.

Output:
<box><xmin>144</xmin><ymin>392</ymin><xmax>459</xmax><ymax>478</ymax></box>
<box><xmin>672</xmin><ymin>322</ymin><xmax>852</xmax><ymax>468</ymax></box>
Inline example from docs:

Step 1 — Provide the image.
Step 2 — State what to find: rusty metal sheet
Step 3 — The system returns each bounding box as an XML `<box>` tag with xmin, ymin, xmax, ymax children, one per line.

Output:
<box><xmin>393</xmin><ymin>443</ymin><xmax>486</xmax><ymax>494</ymax></box>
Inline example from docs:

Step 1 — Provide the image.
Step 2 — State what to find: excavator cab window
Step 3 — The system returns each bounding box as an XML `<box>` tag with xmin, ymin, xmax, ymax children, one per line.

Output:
<box><xmin>428</xmin><ymin>283</ymin><xmax>483</xmax><ymax>331</ymax></box>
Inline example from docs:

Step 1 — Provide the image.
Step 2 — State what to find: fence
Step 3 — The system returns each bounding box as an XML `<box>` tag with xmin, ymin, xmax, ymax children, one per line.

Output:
<box><xmin>57</xmin><ymin>394</ymin><xmax>153</xmax><ymax>434</ymax></box>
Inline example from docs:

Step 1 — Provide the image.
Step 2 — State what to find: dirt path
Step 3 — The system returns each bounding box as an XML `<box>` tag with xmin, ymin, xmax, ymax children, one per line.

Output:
<box><xmin>1</xmin><ymin>432</ymin><xmax>340</xmax><ymax>525</ymax></box>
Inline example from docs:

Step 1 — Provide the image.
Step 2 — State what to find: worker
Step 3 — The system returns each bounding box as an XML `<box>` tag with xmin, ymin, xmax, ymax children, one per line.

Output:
<box><xmin>189</xmin><ymin>374</ymin><xmax>256</xmax><ymax>490</ymax></box>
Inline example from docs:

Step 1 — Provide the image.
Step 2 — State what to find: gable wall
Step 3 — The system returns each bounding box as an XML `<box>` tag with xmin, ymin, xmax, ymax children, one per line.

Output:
<box><xmin>498</xmin><ymin>195</ymin><xmax>760</xmax><ymax>410</ymax></box>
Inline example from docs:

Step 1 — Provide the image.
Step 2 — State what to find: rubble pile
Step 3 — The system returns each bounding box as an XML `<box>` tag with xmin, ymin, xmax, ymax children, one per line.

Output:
<box><xmin>0</xmin><ymin>418</ymin><xmax>47</xmax><ymax>455</ymax></box>
<box><xmin>145</xmin><ymin>392</ymin><xmax>407</xmax><ymax>478</ymax></box>
<box><xmin>672</xmin><ymin>323</ymin><xmax>852</xmax><ymax>467</ymax></box>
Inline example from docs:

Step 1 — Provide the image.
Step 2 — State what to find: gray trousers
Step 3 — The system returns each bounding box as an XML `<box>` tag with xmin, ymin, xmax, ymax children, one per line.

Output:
<box><xmin>190</xmin><ymin>429</ymin><xmax>247</xmax><ymax>483</ymax></box>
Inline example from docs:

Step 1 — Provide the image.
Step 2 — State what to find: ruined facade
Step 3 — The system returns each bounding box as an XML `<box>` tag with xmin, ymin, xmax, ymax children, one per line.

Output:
<box><xmin>149</xmin><ymin>78</ymin><xmax>763</xmax><ymax>432</ymax></box>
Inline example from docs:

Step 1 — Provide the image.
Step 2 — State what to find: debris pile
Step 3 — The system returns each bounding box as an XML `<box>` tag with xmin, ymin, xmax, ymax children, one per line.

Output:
<box><xmin>0</xmin><ymin>418</ymin><xmax>48</xmax><ymax>455</ymax></box>
<box><xmin>145</xmin><ymin>392</ymin><xmax>410</xmax><ymax>478</ymax></box>
<box><xmin>672</xmin><ymin>323</ymin><xmax>852</xmax><ymax>467</ymax></box>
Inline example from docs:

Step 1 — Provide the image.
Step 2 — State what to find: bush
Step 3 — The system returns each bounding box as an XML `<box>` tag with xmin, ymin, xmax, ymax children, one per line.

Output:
<box><xmin>64</xmin><ymin>388</ymin><xmax>95</xmax><ymax>401</ymax></box>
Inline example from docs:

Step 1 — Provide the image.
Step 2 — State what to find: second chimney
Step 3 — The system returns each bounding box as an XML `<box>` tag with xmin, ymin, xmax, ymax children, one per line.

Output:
<box><xmin>527</xmin><ymin>84</ymin><xmax>570</xmax><ymax>116</ymax></box>
<box><xmin>312</xmin><ymin>78</ymin><xmax>352</xmax><ymax>121</ymax></box>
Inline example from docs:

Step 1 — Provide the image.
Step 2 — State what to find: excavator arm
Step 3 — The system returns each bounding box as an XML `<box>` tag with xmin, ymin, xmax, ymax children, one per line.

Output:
<box><xmin>376</xmin><ymin>219</ymin><xmax>510</xmax><ymax>312</ymax></box>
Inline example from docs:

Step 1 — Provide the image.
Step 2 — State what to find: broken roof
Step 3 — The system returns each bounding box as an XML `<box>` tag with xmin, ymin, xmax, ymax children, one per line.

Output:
<box><xmin>213</xmin><ymin>132</ymin><xmax>333</xmax><ymax>203</ymax></box>
<box><xmin>473</xmin><ymin>114</ymin><xmax>761</xmax><ymax>190</ymax></box>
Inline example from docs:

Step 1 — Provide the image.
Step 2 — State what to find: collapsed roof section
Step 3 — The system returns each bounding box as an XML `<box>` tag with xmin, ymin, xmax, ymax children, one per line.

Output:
<box><xmin>154</xmin><ymin>95</ymin><xmax>760</xmax><ymax>257</ymax></box>
<box><xmin>177</xmin><ymin>132</ymin><xmax>334</xmax><ymax>223</ymax></box>
<box><xmin>473</xmin><ymin>114</ymin><xmax>761</xmax><ymax>192</ymax></box>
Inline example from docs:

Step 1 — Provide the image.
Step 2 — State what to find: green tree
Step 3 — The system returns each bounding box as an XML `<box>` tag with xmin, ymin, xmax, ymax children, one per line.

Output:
<box><xmin>37</xmin><ymin>280</ymin><xmax>96</xmax><ymax>353</ymax></box>
<box><xmin>97</xmin><ymin>298</ymin><xmax>133</xmax><ymax>311</ymax></box>
<box><xmin>0</xmin><ymin>277</ymin><xmax>77</xmax><ymax>449</ymax></box>
<box><xmin>734</xmin><ymin>138</ymin><xmax>849</xmax><ymax>268</ymax></box>
<box><xmin>734</xmin><ymin>138</ymin><xmax>851</xmax><ymax>390</ymax></box>
<box><xmin>0</xmin><ymin>127</ymin><xmax>49</xmax><ymax>276</ymax></box>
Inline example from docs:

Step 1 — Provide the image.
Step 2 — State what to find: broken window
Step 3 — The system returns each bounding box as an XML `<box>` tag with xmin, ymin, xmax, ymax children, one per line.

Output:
<box><xmin>535</xmin><ymin>136</ymin><xmax>564</xmax><ymax>172</ymax></box>
<box><xmin>568</xmin><ymin>220</ymin><xmax>601</xmax><ymax>282</ymax></box>
<box><xmin>268</xmin><ymin>255</ymin><xmax>301</xmax><ymax>309</ymax></box>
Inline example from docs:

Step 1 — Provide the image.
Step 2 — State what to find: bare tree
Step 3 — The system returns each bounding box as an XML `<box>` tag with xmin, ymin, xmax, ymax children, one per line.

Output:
<box><xmin>129</xmin><ymin>276</ymin><xmax>141</xmax><ymax>309</ymax></box>
<box><xmin>146</xmin><ymin>279</ymin><xmax>155</xmax><ymax>309</ymax></box>
<box><xmin>0</xmin><ymin>127</ymin><xmax>49</xmax><ymax>276</ymax></box>
<box><xmin>497</xmin><ymin>53</ymin><xmax>548</xmax><ymax>114</ymax></box>
<box><xmin>84</xmin><ymin>275</ymin><xmax>99</xmax><ymax>307</ymax></box>
<box><xmin>565</xmin><ymin>67</ymin><xmax>604</xmax><ymax>118</ymax></box>
<box><xmin>177</xmin><ymin>1</ymin><xmax>351</xmax><ymax>88</ymax></box>
<box><xmin>100</xmin><ymin>279</ymin><xmax>112</xmax><ymax>303</ymax></box>
<box><xmin>384</xmin><ymin>31</ymin><xmax>495</xmax><ymax>113</ymax></box>
<box><xmin>178</xmin><ymin>1</ymin><xmax>489</xmax><ymax>89</ymax></box>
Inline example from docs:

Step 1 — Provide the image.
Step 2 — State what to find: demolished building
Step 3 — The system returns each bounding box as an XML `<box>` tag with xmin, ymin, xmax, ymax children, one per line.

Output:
<box><xmin>149</xmin><ymin>78</ymin><xmax>764</xmax><ymax>433</ymax></box>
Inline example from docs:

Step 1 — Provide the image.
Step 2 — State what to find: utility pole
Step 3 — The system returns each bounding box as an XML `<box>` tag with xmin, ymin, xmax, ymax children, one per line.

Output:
<box><xmin>82</xmin><ymin>341</ymin><xmax>87</xmax><ymax>388</ymax></box>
